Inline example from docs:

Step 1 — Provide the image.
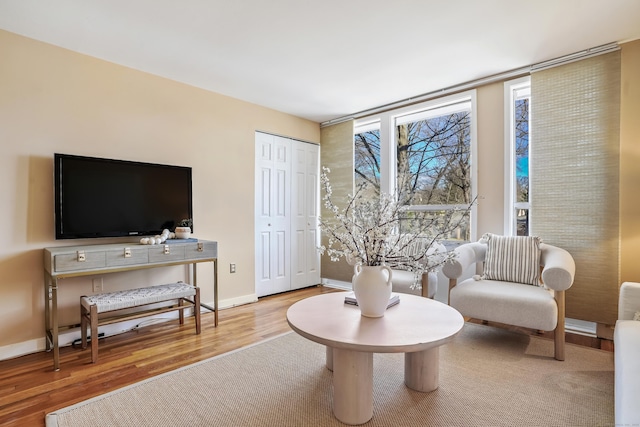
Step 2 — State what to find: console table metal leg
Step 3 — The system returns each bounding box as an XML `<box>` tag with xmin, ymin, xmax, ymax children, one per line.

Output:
<box><xmin>51</xmin><ymin>277</ymin><xmax>60</xmax><ymax>371</ymax></box>
<box><xmin>213</xmin><ymin>259</ymin><xmax>218</xmax><ymax>326</ymax></box>
<box><xmin>404</xmin><ymin>347</ymin><xmax>439</xmax><ymax>392</ymax></box>
<box><xmin>332</xmin><ymin>348</ymin><xmax>373</xmax><ymax>425</ymax></box>
<box><xmin>44</xmin><ymin>272</ymin><xmax>51</xmax><ymax>352</ymax></box>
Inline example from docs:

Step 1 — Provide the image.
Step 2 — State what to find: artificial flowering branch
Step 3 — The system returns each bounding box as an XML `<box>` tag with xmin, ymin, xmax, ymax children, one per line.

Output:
<box><xmin>319</xmin><ymin>167</ymin><xmax>474</xmax><ymax>282</ymax></box>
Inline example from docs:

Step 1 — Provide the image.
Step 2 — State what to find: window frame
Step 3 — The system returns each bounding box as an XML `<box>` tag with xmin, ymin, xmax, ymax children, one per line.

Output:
<box><xmin>354</xmin><ymin>90</ymin><xmax>478</xmax><ymax>243</ymax></box>
<box><xmin>504</xmin><ymin>76</ymin><xmax>531</xmax><ymax>236</ymax></box>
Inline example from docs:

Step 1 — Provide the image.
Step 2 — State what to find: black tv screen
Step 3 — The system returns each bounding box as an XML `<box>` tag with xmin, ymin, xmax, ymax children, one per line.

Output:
<box><xmin>54</xmin><ymin>153</ymin><xmax>193</xmax><ymax>240</ymax></box>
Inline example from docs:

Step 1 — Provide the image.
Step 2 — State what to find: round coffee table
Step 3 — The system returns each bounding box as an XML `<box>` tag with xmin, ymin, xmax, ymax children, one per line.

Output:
<box><xmin>286</xmin><ymin>292</ymin><xmax>464</xmax><ymax>425</ymax></box>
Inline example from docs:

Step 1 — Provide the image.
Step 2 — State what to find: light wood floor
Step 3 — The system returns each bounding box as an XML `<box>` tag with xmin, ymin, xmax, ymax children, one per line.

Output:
<box><xmin>0</xmin><ymin>285</ymin><xmax>612</xmax><ymax>427</ymax></box>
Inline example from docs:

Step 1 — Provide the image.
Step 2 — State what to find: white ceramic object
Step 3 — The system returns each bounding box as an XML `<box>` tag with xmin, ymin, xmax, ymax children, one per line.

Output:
<box><xmin>174</xmin><ymin>226</ymin><xmax>191</xmax><ymax>239</ymax></box>
<box><xmin>352</xmin><ymin>264</ymin><xmax>393</xmax><ymax>317</ymax></box>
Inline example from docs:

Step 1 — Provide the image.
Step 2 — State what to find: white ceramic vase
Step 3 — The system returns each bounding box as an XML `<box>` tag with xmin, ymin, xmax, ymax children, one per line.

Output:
<box><xmin>352</xmin><ymin>264</ymin><xmax>393</xmax><ymax>318</ymax></box>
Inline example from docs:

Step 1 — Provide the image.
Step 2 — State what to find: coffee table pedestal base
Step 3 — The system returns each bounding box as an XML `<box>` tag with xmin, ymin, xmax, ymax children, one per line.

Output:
<box><xmin>404</xmin><ymin>347</ymin><xmax>439</xmax><ymax>392</ymax></box>
<box><xmin>332</xmin><ymin>348</ymin><xmax>374</xmax><ymax>425</ymax></box>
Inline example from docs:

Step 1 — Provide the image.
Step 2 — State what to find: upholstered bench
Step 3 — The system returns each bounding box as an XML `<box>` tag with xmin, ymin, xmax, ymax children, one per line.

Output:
<box><xmin>80</xmin><ymin>282</ymin><xmax>201</xmax><ymax>363</ymax></box>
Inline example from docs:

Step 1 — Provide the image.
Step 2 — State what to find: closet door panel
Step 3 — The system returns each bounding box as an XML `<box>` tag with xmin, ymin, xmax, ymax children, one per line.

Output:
<box><xmin>255</xmin><ymin>133</ymin><xmax>291</xmax><ymax>297</ymax></box>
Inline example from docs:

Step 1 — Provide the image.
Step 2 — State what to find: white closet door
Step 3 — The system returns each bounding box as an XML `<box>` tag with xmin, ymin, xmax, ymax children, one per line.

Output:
<box><xmin>255</xmin><ymin>133</ymin><xmax>291</xmax><ymax>297</ymax></box>
<box><xmin>291</xmin><ymin>142</ymin><xmax>320</xmax><ymax>289</ymax></box>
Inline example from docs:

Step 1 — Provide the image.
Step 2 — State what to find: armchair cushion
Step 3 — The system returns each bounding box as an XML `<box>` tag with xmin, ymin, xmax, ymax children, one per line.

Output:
<box><xmin>482</xmin><ymin>233</ymin><xmax>542</xmax><ymax>286</ymax></box>
<box><xmin>450</xmin><ymin>279</ymin><xmax>558</xmax><ymax>331</ymax></box>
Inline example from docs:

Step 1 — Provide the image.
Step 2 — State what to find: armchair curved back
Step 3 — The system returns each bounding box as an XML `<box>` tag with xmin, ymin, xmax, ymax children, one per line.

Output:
<box><xmin>442</xmin><ymin>240</ymin><xmax>575</xmax><ymax>291</ymax></box>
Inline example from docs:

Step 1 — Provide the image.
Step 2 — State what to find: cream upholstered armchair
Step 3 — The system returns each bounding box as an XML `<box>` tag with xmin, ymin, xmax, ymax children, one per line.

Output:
<box><xmin>392</xmin><ymin>269</ymin><xmax>438</xmax><ymax>298</ymax></box>
<box><xmin>442</xmin><ymin>234</ymin><xmax>575</xmax><ymax>360</ymax></box>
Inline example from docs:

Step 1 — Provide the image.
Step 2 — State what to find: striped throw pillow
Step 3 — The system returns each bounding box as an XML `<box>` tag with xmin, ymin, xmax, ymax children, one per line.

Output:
<box><xmin>481</xmin><ymin>233</ymin><xmax>542</xmax><ymax>286</ymax></box>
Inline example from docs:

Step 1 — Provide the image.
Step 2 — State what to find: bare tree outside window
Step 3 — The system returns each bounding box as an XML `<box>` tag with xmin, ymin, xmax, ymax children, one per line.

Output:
<box><xmin>354</xmin><ymin>128</ymin><xmax>382</xmax><ymax>205</ymax></box>
<box><xmin>396</xmin><ymin>112</ymin><xmax>471</xmax><ymax>205</ymax></box>
<box><xmin>396</xmin><ymin>111</ymin><xmax>471</xmax><ymax>240</ymax></box>
<box><xmin>354</xmin><ymin>129</ymin><xmax>381</xmax><ymax>192</ymax></box>
<box><xmin>515</xmin><ymin>98</ymin><xmax>530</xmax><ymax>236</ymax></box>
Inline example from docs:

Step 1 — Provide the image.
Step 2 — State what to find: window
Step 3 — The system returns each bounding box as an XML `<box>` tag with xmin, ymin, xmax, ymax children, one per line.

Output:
<box><xmin>354</xmin><ymin>120</ymin><xmax>381</xmax><ymax>193</ymax></box>
<box><xmin>354</xmin><ymin>92</ymin><xmax>476</xmax><ymax>242</ymax></box>
<box><xmin>504</xmin><ymin>77</ymin><xmax>531</xmax><ymax>236</ymax></box>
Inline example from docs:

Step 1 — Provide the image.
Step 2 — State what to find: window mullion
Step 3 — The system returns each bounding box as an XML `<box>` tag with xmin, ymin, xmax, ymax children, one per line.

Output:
<box><xmin>379</xmin><ymin>112</ymin><xmax>394</xmax><ymax>196</ymax></box>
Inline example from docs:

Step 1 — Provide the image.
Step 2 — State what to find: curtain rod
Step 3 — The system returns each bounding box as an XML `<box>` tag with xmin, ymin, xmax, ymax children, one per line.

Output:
<box><xmin>320</xmin><ymin>42</ymin><xmax>619</xmax><ymax>128</ymax></box>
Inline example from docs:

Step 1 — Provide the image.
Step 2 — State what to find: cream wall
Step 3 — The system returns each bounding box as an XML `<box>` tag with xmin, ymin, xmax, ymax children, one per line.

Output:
<box><xmin>0</xmin><ymin>30</ymin><xmax>319</xmax><ymax>357</ymax></box>
<box><xmin>475</xmin><ymin>82</ymin><xmax>509</xmax><ymax>236</ymax></box>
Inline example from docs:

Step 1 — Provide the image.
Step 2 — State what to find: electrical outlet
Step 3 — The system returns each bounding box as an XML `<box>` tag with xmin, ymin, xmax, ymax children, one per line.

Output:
<box><xmin>230</xmin><ymin>263</ymin><xmax>236</xmax><ymax>273</ymax></box>
<box><xmin>92</xmin><ymin>278</ymin><xmax>103</xmax><ymax>292</ymax></box>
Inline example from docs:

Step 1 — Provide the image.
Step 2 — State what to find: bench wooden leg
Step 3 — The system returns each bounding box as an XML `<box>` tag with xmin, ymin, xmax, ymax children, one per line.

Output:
<box><xmin>90</xmin><ymin>305</ymin><xmax>98</xmax><ymax>363</ymax></box>
<box><xmin>179</xmin><ymin>298</ymin><xmax>185</xmax><ymax>325</ymax></box>
<box><xmin>80</xmin><ymin>300</ymin><xmax>88</xmax><ymax>350</ymax></box>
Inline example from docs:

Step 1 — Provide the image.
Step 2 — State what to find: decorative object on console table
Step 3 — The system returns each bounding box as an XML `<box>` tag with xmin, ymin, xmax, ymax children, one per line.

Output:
<box><xmin>140</xmin><ymin>228</ymin><xmax>172</xmax><ymax>245</ymax></box>
<box><xmin>166</xmin><ymin>237</ymin><xmax>198</xmax><ymax>244</ymax></box>
<box><xmin>175</xmin><ymin>218</ymin><xmax>192</xmax><ymax>239</ymax></box>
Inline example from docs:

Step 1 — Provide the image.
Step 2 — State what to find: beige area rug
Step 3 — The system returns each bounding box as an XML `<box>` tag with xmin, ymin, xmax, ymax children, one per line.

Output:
<box><xmin>46</xmin><ymin>323</ymin><xmax>614</xmax><ymax>427</ymax></box>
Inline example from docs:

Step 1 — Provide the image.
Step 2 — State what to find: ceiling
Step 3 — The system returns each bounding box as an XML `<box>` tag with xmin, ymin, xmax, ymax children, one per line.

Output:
<box><xmin>1</xmin><ymin>0</ymin><xmax>639</xmax><ymax>123</ymax></box>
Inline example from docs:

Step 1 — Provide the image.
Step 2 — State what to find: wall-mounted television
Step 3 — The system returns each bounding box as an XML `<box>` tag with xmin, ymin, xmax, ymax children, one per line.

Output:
<box><xmin>54</xmin><ymin>153</ymin><xmax>193</xmax><ymax>240</ymax></box>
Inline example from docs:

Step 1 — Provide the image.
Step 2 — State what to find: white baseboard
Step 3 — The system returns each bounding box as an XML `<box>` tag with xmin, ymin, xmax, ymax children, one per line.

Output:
<box><xmin>321</xmin><ymin>277</ymin><xmax>351</xmax><ymax>290</ymax></box>
<box><xmin>565</xmin><ymin>318</ymin><xmax>597</xmax><ymax>337</ymax></box>
<box><xmin>219</xmin><ymin>293</ymin><xmax>258</xmax><ymax>308</ymax></box>
<box><xmin>0</xmin><ymin>294</ymin><xmax>259</xmax><ymax>362</ymax></box>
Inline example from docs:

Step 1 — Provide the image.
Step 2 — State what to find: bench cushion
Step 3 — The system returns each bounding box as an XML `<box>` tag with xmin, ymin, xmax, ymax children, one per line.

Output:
<box><xmin>81</xmin><ymin>283</ymin><xmax>196</xmax><ymax>313</ymax></box>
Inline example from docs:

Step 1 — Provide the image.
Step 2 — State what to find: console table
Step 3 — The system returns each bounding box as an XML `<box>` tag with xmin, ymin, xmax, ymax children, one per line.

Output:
<box><xmin>43</xmin><ymin>240</ymin><xmax>218</xmax><ymax>371</ymax></box>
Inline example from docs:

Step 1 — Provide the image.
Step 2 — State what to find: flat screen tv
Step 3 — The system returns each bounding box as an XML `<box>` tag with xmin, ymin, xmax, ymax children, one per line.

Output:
<box><xmin>54</xmin><ymin>153</ymin><xmax>193</xmax><ymax>240</ymax></box>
